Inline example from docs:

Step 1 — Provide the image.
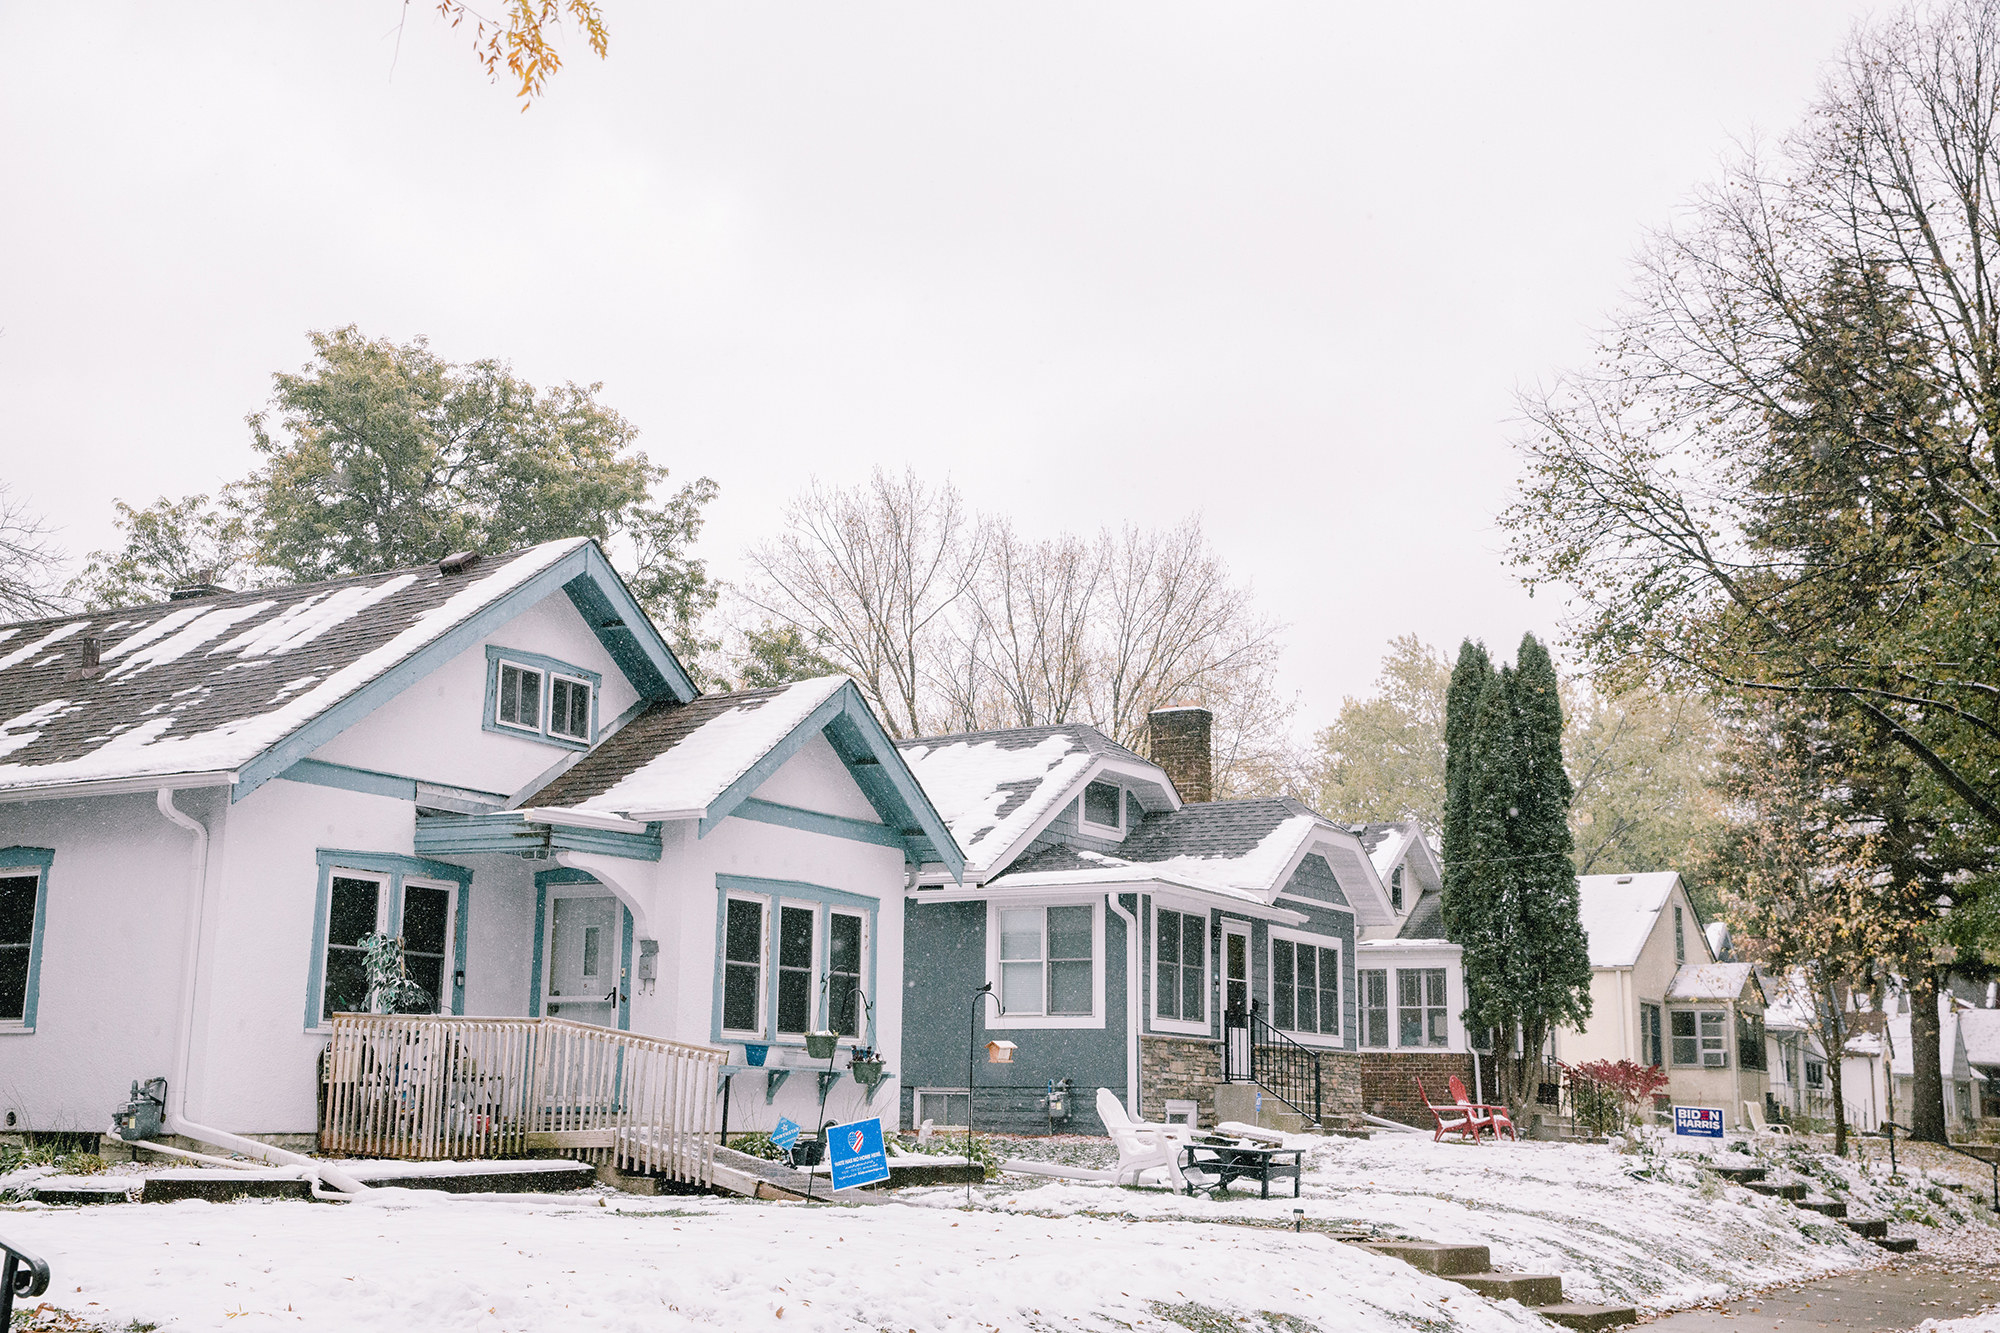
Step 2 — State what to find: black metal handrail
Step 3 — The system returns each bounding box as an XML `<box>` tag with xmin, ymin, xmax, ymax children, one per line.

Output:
<box><xmin>1223</xmin><ymin>1002</ymin><xmax>1323</xmax><ymax>1127</ymax></box>
<box><xmin>1878</xmin><ymin>1120</ymin><xmax>2000</xmax><ymax>1213</ymax></box>
<box><xmin>1</xmin><ymin>1233</ymin><xmax>51</xmax><ymax>1327</ymax></box>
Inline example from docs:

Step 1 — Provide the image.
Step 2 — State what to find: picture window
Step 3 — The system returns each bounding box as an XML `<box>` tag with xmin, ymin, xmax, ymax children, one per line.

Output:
<box><xmin>0</xmin><ymin>871</ymin><xmax>44</xmax><ymax>1024</ymax></box>
<box><xmin>1272</xmin><ymin>936</ymin><xmax>1340</xmax><ymax>1037</ymax></box>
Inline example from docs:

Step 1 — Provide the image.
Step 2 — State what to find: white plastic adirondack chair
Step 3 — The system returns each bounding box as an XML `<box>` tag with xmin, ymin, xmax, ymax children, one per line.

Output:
<box><xmin>1096</xmin><ymin>1087</ymin><xmax>1193</xmax><ymax>1189</ymax></box>
<box><xmin>1743</xmin><ymin>1101</ymin><xmax>1791</xmax><ymax>1136</ymax></box>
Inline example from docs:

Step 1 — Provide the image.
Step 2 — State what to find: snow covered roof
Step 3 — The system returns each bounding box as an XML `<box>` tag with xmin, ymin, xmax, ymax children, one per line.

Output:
<box><xmin>532</xmin><ymin>677</ymin><xmax>848</xmax><ymax>819</ymax></box>
<box><xmin>522</xmin><ymin>675</ymin><xmax>962</xmax><ymax>875</ymax></box>
<box><xmin>1576</xmin><ymin>872</ymin><xmax>1688</xmax><ymax>969</ymax></box>
<box><xmin>1887</xmin><ymin>1006</ymin><xmax>1974</xmax><ymax>1081</ymax></box>
<box><xmin>1357</xmin><ymin>822</ymin><xmax>1417</xmax><ymax>878</ymax></box>
<box><xmin>0</xmin><ymin>538</ymin><xmax>681</xmax><ymax>800</ymax></box>
<box><xmin>975</xmin><ymin>796</ymin><xmax>1395</xmax><ymax>924</ymax></box>
<box><xmin>896</xmin><ymin>724</ymin><xmax>1163</xmax><ymax>879</ymax></box>
<box><xmin>1665</xmin><ymin>962</ymin><xmax>1759</xmax><ymax>1003</ymax></box>
<box><xmin>1760</xmin><ymin>970</ymin><xmax>1817</xmax><ymax>1032</ymax></box>
<box><xmin>1963</xmin><ymin>1009</ymin><xmax>2000</xmax><ymax>1068</ymax></box>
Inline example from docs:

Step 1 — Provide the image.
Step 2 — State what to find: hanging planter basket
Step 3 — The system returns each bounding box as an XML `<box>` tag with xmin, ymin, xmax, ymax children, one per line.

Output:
<box><xmin>849</xmin><ymin>1058</ymin><xmax>885</xmax><ymax>1087</ymax></box>
<box><xmin>804</xmin><ymin>1030</ymin><xmax>839</xmax><ymax>1060</ymax></box>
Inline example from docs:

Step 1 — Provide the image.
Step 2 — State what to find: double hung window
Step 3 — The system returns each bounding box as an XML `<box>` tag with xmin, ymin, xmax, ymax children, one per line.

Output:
<box><xmin>1671</xmin><ymin>1009</ymin><xmax>1728</xmax><ymax>1067</ymax></box>
<box><xmin>1359</xmin><ymin>969</ymin><xmax>1390</xmax><ymax>1047</ymax></box>
<box><xmin>775</xmin><ymin>905</ymin><xmax>817</xmax><ymax>1036</ymax></box>
<box><xmin>1154</xmin><ymin>909</ymin><xmax>1207</xmax><ymax>1024</ymax></box>
<box><xmin>828</xmin><ymin>911</ymin><xmax>864</xmax><ymax>1036</ymax></box>
<box><xmin>1641</xmin><ymin>1002</ymin><xmax>1664</xmax><ymax>1068</ymax></box>
<box><xmin>716</xmin><ymin>881</ymin><xmax>874</xmax><ymax>1043</ymax></box>
<box><xmin>1736</xmin><ymin>1012</ymin><xmax>1767</xmax><ymax>1070</ymax></box>
<box><xmin>487</xmin><ymin>647</ymin><xmax>598</xmax><ymax>747</ymax></box>
<box><xmin>999</xmin><ymin>905</ymin><xmax>1094</xmax><ymax>1016</ymax></box>
<box><xmin>1272</xmin><ymin>936</ymin><xmax>1341</xmax><ymax>1037</ymax></box>
<box><xmin>1397</xmin><ymin>967</ymin><xmax>1448</xmax><ymax>1047</ymax></box>
<box><xmin>1804</xmin><ymin>1059</ymin><xmax>1825</xmax><ymax>1089</ymax></box>
<box><xmin>0</xmin><ymin>863</ymin><xmax>48</xmax><ymax>1026</ymax></box>
<box><xmin>1389</xmin><ymin>866</ymin><xmax>1404</xmax><ymax>912</ymax></box>
<box><xmin>722</xmin><ymin>897</ymin><xmax>766</xmax><ymax>1035</ymax></box>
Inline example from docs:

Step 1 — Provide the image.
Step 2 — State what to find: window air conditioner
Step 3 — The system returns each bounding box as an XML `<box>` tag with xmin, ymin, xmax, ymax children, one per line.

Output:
<box><xmin>1703</xmin><ymin>1051</ymin><xmax>1727</xmax><ymax>1068</ymax></box>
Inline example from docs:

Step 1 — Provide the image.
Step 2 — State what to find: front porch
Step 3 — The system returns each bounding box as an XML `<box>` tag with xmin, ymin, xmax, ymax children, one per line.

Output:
<box><xmin>317</xmin><ymin>1013</ymin><xmax>727</xmax><ymax>1186</ymax></box>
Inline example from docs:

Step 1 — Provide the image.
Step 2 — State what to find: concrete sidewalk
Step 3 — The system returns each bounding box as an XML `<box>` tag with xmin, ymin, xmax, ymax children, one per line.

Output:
<box><xmin>1643</xmin><ymin>1259</ymin><xmax>2000</xmax><ymax>1332</ymax></box>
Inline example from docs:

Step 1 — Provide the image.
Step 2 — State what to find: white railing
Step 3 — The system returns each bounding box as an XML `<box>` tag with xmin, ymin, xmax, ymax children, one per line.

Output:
<box><xmin>319</xmin><ymin>1014</ymin><xmax>727</xmax><ymax>1186</ymax></box>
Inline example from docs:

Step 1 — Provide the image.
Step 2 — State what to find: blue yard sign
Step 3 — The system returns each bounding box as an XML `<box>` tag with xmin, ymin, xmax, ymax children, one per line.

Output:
<box><xmin>1674</xmin><ymin>1105</ymin><xmax>1724</xmax><ymax>1139</ymax></box>
<box><xmin>826</xmin><ymin>1116</ymin><xmax>891</xmax><ymax>1191</ymax></box>
<box><xmin>770</xmin><ymin>1117</ymin><xmax>801</xmax><ymax>1152</ymax></box>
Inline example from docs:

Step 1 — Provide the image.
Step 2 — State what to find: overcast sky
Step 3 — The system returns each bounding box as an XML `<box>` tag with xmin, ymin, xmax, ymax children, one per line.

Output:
<box><xmin>0</xmin><ymin>2</ymin><xmax>1880</xmax><ymax>734</ymax></box>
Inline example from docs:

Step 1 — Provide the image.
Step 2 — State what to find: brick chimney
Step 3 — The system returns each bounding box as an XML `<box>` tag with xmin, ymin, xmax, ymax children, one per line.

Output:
<box><xmin>1147</xmin><ymin>704</ymin><xmax>1213</xmax><ymax>803</ymax></box>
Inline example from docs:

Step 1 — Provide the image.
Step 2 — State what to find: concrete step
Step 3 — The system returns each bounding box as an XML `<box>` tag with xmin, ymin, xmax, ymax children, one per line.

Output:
<box><xmin>1872</xmin><ymin>1236</ymin><xmax>1919</xmax><ymax>1254</ymax></box>
<box><xmin>361</xmin><ymin>1163</ymin><xmax>596</xmax><ymax>1194</ymax></box>
<box><xmin>1744</xmin><ymin>1180</ymin><xmax>1807</xmax><ymax>1202</ymax></box>
<box><xmin>31</xmin><ymin>1179</ymin><xmax>133</xmax><ymax>1205</ymax></box>
<box><xmin>1798</xmin><ymin>1197</ymin><xmax>1848</xmax><ymax>1219</ymax></box>
<box><xmin>1536</xmin><ymin>1302</ymin><xmax>1640</xmax><ymax>1330</ymax></box>
<box><xmin>1709</xmin><ymin>1164</ymin><xmax>1767</xmax><ymax>1184</ymax></box>
<box><xmin>1843</xmin><ymin>1217</ymin><xmax>1888</xmax><ymax>1239</ymax></box>
<box><xmin>1447</xmin><ymin>1271</ymin><xmax>1567</xmax><ymax>1305</ymax></box>
<box><xmin>140</xmin><ymin>1173</ymin><xmax>312</xmax><ymax>1204</ymax></box>
<box><xmin>1361</xmin><ymin>1241</ymin><xmax>1492</xmax><ymax>1275</ymax></box>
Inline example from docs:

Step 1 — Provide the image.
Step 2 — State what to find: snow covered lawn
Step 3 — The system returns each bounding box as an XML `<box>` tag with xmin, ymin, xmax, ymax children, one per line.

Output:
<box><xmin>4</xmin><ymin>1132</ymin><xmax>1993</xmax><ymax>1332</ymax></box>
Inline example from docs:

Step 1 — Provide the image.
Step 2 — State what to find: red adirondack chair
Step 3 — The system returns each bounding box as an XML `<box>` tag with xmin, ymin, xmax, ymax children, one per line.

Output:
<box><xmin>1415</xmin><ymin>1076</ymin><xmax>1480</xmax><ymax>1144</ymax></box>
<box><xmin>1449</xmin><ymin>1074</ymin><xmax>1518</xmax><ymax>1142</ymax></box>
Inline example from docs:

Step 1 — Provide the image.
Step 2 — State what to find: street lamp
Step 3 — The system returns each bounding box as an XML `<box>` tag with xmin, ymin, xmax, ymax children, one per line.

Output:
<box><xmin>967</xmin><ymin>982</ymin><xmax>1006</xmax><ymax>1207</ymax></box>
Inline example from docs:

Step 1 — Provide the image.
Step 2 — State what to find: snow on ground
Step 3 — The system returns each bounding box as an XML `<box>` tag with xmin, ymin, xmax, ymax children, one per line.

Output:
<box><xmin>1916</xmin><ymin>1308</ymin><xmax>2000</xmax><ymax>1333</ymax></box>
<box><xmin>4</xmin><ymin>1191</ymin><xmax>1547</xmax><ymax>1333</ymax></box>
<box><xmin>5</xmin><ymin>1132</ymin><xmax>1994</xmax><ymax>1332</ymax></box>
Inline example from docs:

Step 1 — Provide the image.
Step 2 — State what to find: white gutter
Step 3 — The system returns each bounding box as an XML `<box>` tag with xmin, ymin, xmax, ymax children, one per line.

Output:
<box><xmin>0</xmin><ymin>770</ymin><xmax>237</xmax><ymax>806</ymax></box>
<box><xmin>155</xmin><ymin>787</ymin><xmax>368</xmax><ymax>1197</ymax></box>
<box><xmin>1106</xmin><ymin>894</ymin><xmax>1141</xmax><ymax>1117</ymax></box>
<box><xmin>516</xmin><ymin>806</ymin><xmax>659</xmax><ymax>834</ymax></box>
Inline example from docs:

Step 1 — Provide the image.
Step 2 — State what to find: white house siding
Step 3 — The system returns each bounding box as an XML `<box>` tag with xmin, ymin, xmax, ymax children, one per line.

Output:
<box><xmin>0</xmin><ymin>790</ymin><xmax>205</xmax><ymax>1134</ymax></box>
<box><xmin>310</xmin><ymin>592</ymin><xmax>641</xmax><ymax>800</ymax></box>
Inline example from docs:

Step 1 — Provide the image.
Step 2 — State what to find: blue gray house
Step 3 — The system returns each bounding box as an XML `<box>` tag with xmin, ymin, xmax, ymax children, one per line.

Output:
<box><xmin>895</xmin><ymin>706</ymin><xmax>1397</xmax><ymax>1134</ymax></box>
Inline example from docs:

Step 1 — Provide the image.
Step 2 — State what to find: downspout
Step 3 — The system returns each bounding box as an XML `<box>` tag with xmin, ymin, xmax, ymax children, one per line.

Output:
<box><xmin>153</xmin><ymin>788</ymin><xmax>368</xmax><ymax>1197</ymax></box>
<box><xmin>1107</xmin><ymin>894</ymin><xmax>1139</xmax><ymax>1116</ymax></box>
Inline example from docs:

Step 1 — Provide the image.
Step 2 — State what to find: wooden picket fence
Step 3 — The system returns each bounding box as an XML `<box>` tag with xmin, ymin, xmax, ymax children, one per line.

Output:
<box><xmin>319</xmin><ymin>1014</ymin><xmax>727</xmax><ymax>1185</ymax></box>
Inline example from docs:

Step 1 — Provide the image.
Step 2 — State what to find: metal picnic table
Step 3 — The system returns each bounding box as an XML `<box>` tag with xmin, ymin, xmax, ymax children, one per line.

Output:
<box><xmin>1179</xmin><ymin>1140</ymin><xmax>1304</xmax><ymax>1198</ymax></box>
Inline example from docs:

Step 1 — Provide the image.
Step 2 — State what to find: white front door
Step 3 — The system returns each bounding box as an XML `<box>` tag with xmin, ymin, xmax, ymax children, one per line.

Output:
<box><xmin>1223</xmin><ymin>923</ymin><xmax>1252</xmax><ymax>1078</ymax></box>
<box><xmin>546</xmin><ymin>894</ymin><xmax>620</xmax><ymax>1027</ymax></box>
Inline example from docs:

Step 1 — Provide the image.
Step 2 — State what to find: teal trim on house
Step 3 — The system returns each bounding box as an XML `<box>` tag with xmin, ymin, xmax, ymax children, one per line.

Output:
<box><xmin>303</xmin><ymin>849</ymin><xmax>473</xmax><ymax>1031</ymax></box>
<box><xmin>414</xmin><ymin>811</ymin><xmax>662</xmax><ymax>862</ymax></box>
<box><xmin>482</xmin><ymin>644</ymin><xmax>602</xmax><ymax>751</ymax></box>
<box><xmin>710</xmin><ymin>874</ymin><xmax>880</xmax><ymax>1049</ymax></box>
<box><xmin>729</xmin><ymin>798</ymin><xmax>903</xmax><ymax>849</ymax></box>
<box><xmin>529</xmin><ymin>867</ymin><xmax>632</xmax><ymax>1031</ymax></box>
<box><xmin>235</xmin><ymin>541</ymin><xmax>696</xmax><ymax>803</ymax></box>
<box><xmin>697</xmin><ymin>680</ymin><xmax>964</xmax><ymax>882</ymax></box>
<box><xmin>277</xmin><ymin>758</ymin><xmax>418</xmax><ymax>802</ymax></box>
<box><xmin>0</xmin><ymin>846</ymin><xmax>54</xmax><ymax>1030</ymax></box>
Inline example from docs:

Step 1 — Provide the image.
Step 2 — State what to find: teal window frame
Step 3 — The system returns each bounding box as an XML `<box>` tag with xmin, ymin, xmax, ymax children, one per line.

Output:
<box><xmin>710</xmin><ymin>874</ymin><xmax>877</xmax><ymax>1048</ymax></box>
<box><xmin>304</xmin><ymin>849</ymin><xmax>473</xmax><ymax>1031</ymax></box>
<box><xmin>483</xmin><ymin>645</ymin><xmax>600</xmax><ymax>751</ymax></box>
<box><xmin>0</xmin><ymin>847</ymin><xmax>54</xmax><ymax>1031</ymax></box>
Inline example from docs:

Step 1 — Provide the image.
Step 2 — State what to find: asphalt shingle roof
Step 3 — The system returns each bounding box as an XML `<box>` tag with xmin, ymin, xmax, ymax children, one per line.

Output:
<box><xmin>0</xmin><ymin>539</ymin><xmax>588</xmax><ymax>794</ymax></box>
<box><xmin>1118</xmin><ymin>797</ymin><xmax>1320</xmax><ymax>864</ymax></box>
<box><xmin>526</xmin><ymin>684</ymin><xmax>802</xmax><ymax>811</ymax></box>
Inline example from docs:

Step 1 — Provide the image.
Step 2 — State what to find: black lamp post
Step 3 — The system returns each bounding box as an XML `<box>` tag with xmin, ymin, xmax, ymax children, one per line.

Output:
<box><xmin>967</xmin><ymin>981</ymin><xmax>1007</xmax><ymax>1207</ymax></box>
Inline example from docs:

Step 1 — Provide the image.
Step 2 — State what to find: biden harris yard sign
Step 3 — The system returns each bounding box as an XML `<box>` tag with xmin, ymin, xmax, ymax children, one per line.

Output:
<box><xmin>1673</xmin><ymin>1106</ymin><xmax>1724</xmax><ymax>1139</ymax></box>
<box><xmin>827</xmin><ymin>1116</ymin><xmax>891</xmax><ymax>1190</ymax></box>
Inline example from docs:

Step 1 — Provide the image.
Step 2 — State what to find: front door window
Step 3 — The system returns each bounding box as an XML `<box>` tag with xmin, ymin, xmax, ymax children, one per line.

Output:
<box><xmin>547</xmin><ymin>894</ymin><xmax>620</xmax><ymax>1025</ymax></box>
<box><xmin>1224</xmin><ymin>928</ymin><xmax>1250</xmax><ymax>1022</ymax></box>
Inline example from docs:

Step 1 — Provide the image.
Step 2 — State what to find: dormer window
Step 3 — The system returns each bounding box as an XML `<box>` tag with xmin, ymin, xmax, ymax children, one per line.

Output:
<box><xmin>485</xmin><ymin>646</ymin><xmax>599</xmax><ymax>749</ymax></box>
<box><xmin>1081</xmin><ymin>780</ymin><xmax>1123</xmax><ymax>834</ymax></box>
<box><xmin>1390</xmin><ymin>865</ymin><xmax>1404</xmax><ymax>912</ymax></box>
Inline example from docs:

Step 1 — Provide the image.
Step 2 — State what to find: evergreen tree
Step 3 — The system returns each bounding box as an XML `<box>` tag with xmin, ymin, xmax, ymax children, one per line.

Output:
<box><xmin>1439</xmin><ymin>639</ymin><xmax>1492</xmax><ymax>944</ymax></box>
<box><xmin>1456</xmin><ymin>667</ymin><xmax>1517</xmax><ymax>1041</ymax></box>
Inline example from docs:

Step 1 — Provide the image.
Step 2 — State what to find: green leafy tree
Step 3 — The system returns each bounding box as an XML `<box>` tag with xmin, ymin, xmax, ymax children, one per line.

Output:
<box><xmin>733</xmin><ymin>622</ymin><xmax>841</xmax><ymax>690</ymax></box>
<box><xmin>237</xmin><ymin>327</ymin><xmax>718</xmax><ymax>669</ymax></box>
<box><xmin>67</xmin><ymin>494</ymin><xmax>264</xmax><ymax>611</ymax></box>
<box><xmin>1309</xmin><ymin>634</ymin><xmax>1450</xmax><ymax>832</ymax></box>
<box><xmin>1564</xmin><ymin>683</ymin><xmax>1723</xmax><ymax>885</ymax></box>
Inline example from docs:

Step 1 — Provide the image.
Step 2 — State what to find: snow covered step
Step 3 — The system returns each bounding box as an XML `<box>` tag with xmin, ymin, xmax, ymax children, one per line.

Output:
<box><xmin>1797</xmin><ymin>1196</ymin><xmax>1848</xmax><ymax>1218</ymax></box>
<box><xmin>31</xmin><ymin>1178</ymin><xmax>134</xmax><ymax>1205</ymax></box>
<box><xmin>1708</xmin><ymin>1164</ymin><xmax>1767</xmax><ymax>1184</ymax></box>
<box><xmin>1536</xmin><ymin>1302</ymin><xmax>1640</xmax><ymax>1330</ymax></box>
<box><xmin>1742</xmin><ymin>1180</ymin><xmax>1807</xmax><ymax>1201</ymax></box>
<box><xmin>1361</xmin><ymin>1241</ymin><xmax>1491</xmax><ymax>1275</ymax></box>
<box><xmin>140</xmin><ymin>1172</ymin><xmax>312</xmax><ymax>1203</ymax></box>
<box><xmin>1842</xmin><ymin>1216</ymin><xmax>1888</xmax><ymax>1239</ymax></box>
<box><xmin>1872</xmin><ymin>1236</ymin><xmax>1919</xmax><ymax>1254</ymax></box>
<box><xmin>1446</xmin><ymin>1271</ymin><xmax>1566</xmax><ymax>1305</ymax></box>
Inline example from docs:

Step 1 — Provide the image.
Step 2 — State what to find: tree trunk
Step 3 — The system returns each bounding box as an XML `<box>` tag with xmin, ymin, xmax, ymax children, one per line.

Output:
<box><xmin>1907</xmin><ymin>969</ymin><xmax>1949</xmax><ymax>1143</ymax></box>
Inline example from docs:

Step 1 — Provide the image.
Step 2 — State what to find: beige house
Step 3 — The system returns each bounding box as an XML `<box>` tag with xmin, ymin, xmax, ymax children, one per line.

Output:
<box><xmin>1551</xmin><ymin>873</ymin><xmax>1770</xmax><ymax>1131</ymax></box>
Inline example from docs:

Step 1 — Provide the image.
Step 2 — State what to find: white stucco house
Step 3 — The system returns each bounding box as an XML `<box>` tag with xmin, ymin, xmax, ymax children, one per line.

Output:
<box><xmin>0</xmin><ymin>538</ymin><xmax>958</xmax><ymax>1172</ymax></box>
